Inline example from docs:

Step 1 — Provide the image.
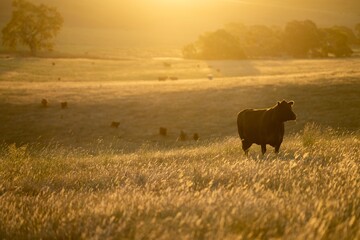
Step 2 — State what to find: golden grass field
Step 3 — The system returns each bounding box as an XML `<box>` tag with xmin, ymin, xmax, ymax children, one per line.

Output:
<box><xmin>0</xmin><ymin>55</ymin><xmax>359</xmax><ymax>239</ymax></box>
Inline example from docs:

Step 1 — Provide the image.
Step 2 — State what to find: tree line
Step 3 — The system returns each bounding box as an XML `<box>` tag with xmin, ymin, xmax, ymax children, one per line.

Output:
<box><xmin>183</xmin><ymin>20</ymin><xmax>360</xmax><ymax>60</ymax></box>
<box><xmin>2</xmin><ymin>1</ymin><xmax>360</xmax><ymax>60</ymax></box>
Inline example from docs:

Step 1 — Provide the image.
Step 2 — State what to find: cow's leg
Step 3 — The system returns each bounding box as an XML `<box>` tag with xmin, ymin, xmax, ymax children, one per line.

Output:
<box><xmin>274</xmin><ymin>144</ymin><xmax>281</xmax><ymax>154</ymax></box>
<box><xmin>261</xmin><ymin>144</ymin><xmax>267</xmax><ymax>155</ymax></box>
<box><xmin>242</xmin><ymin>140</ymin><xmax>252</xmax><ymax>155</ymax></box>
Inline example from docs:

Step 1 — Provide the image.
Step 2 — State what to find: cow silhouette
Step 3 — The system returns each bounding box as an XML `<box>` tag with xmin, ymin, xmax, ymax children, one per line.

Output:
<box><xmin>237</xmin><ymin>100</ymin><xmax>296</xmax><ymax>155</ymax></box>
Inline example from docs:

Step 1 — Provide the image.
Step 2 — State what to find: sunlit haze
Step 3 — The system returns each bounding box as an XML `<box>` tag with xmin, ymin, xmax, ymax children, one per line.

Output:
<box><xmin>1</xmin><ymin>0</ymin><xmax>359</xmax><ymax>47</ymax></box>
<box><xmin>1</xmin><ymin>0</ymin><xmax>360</xmax><ymax>238</ymax></box>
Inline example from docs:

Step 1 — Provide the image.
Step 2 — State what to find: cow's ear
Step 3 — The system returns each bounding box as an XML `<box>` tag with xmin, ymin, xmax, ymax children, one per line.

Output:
<box><xmin>288</xmin><ymin>101</ymin><xmax>294</xmax><ymax>106</ymax></box>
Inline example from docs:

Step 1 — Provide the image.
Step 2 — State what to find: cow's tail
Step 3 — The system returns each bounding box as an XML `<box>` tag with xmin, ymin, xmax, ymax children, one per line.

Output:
<box><xmin>237</xmin><ymin>110</ymin><xmax>245</xmax><ymax>141</ymax></box>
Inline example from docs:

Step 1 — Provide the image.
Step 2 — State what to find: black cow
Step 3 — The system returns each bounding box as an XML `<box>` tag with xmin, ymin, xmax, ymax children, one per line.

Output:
<box><xmin>237</xmin><ymin>100</ymin><xmax>296</xmax><ymax>155</ymax></box>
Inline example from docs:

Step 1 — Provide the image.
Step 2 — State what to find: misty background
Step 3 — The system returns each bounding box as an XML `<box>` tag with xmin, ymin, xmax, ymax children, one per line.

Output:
<box><xmin>0</xmin><ymin>0</ymin><xmax>359</xmax><ymax>53</ymax></box>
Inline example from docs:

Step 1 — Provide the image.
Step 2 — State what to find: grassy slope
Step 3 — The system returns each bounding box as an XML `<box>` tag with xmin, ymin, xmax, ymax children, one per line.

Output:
<box><xmin>0</xmin><ymin>130</ymin><xmax>359</xmax><ymax>239</ymax></box>
<box><xmin>0</xmin><ymin>57</ymin><xmax>359</xmax><ymax>239</ymax></box>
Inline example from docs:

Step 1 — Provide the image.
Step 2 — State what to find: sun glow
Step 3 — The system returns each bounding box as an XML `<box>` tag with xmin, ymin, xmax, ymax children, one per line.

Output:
<box><xmin>17</xmin><ymin>0</ymin><xmax>359</xmax><ymax>48</ymax></box>
<box><xmin>154</xmin><ymin>0</ymin><xmax>217</xmax><ymax>5</ymax></box>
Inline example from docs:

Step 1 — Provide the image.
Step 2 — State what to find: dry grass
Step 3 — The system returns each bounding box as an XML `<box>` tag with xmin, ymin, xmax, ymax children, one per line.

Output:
<box><xmin>0</xmin><ymin>128</ymin><xmax>359</xmax><ymax>239</ymax></box>
<box><xmin>0</xmin><ymin>56</ymin><xmax>359</xmax><ymax>239</ymax></box>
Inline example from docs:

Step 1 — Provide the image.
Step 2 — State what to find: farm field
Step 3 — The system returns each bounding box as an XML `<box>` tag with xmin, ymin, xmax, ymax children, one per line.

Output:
<box><xmin>0</xmin><ymin>56</ymin><xmax>359</xmax><ymax>239</ymax></box>
<box><xmin>0</xmin><ymin>56</ymin><xmax>359</xmax><ymax>148</ymax></box>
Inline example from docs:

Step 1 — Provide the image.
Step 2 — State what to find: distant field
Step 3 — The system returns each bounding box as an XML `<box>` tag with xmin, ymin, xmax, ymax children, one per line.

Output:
<box><xmin>0</xmin><ymin>56</ymin><xmax>359</xmax><ymax>239</ymax></box>
<box><xmin>0</xmin><ymin>56</ymin><xmax>359</xmax><ymax>148</ymax></box>
<box><xmin>1</xmin><ymin>54</ymin><xmax>360</xmax><ymax>82</ymax></box>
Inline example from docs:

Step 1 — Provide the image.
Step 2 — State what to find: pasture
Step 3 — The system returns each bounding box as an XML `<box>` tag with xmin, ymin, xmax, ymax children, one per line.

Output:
<box><xmin>0</xmin><ymin>55</ymin><xmax>359</xmax><ymax>239</ymax></box>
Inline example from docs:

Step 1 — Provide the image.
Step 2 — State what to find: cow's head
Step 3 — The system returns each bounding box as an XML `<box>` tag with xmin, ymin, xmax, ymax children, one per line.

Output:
<box><xmin>275</xmin><ymin>100</ymin><xmax>296</xmax><ymax>121</ymax></box>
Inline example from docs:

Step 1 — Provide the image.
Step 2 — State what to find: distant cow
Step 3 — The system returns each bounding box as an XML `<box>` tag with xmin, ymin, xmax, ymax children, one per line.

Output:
<box><xmin>193</xmin><ymin>133</ymin><xmax>199</xmax><ymax>141</ymax></box>
<box><xmin>159</xmin><ymin>127</ymin><xmax>167</xmax><ymax>136</ymax></box>
<box><xmin>41</xmin><ymin>99</ymin><xmax>48</xmax><ymax>107</ymax></box>
<box><xmin>237</xmin><ymin>100</ymin><xmax>296</xmax><ymax>155</ymax></box>
<box><xmin>158</xmin><ymin>76</ymin><xmax>168</xmax><ymax>81</ymax></box>
<box><xmin>60</xmin><ymin>102</ymin><xmax>68</xmax><ymax>109</ymax></box>
<box><xmin>163</xmin><ymin>62</ymin><xmax>172</xmax><ymax>68</ymax></box>
<box><xmin>111</xmin><ymin>121</ymin><xmax>120</xmax><ymax>128</ymax></box>
<box><xmin>177</xmin><ymin>130</ymin><xmax>187</xmax><ymax>141</ymax></box>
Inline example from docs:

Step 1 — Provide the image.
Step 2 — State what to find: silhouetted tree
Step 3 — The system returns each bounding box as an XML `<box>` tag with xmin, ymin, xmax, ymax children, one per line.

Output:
<box><xmin>184</xmin><ymin>20</ymin><xmax>355</xmax><ymax>60</ymax></box>
<box><xmin>183</xmin><ymin>29</ymin><xmax>246</xmax><ymax>60</ymax></box>
<box><xmin>245</xmin><ymin>25</ymin><xmax>284</xmax><ymax>57</ymax></box>
<box><xmin>182</xmin><ymin>43</ymin><xmax>198</xmax><ymax>59</ymax></box>
<box><xmin>283</xmin><ymin>20</ymin><xmax>321</xmax><ymax>58</ymax></box>
<box><xmin>320</xmin><ymin>28</ymin><xmax>353</xmax><ymax>57</ymax></box>
<box><xmin>224</xmin><ymin>23</ymin><xmax>285</xmax><ymax>58</ymax></box>
<box><xmin>2</xmin><ymin>0</ymin><xmax>63</xmax><ymax>55</ymax></box>
<box><xmin>331</xmin><ymin>26</ymin><xmax>358</xmax><ymax>45</ymax></box>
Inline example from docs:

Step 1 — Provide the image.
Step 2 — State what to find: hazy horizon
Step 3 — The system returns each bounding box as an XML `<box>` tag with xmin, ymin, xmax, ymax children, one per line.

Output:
<box><xmin>1</xmin><ymin>0</ymin><xmax>359</xmax><ymax>48</ymax></box>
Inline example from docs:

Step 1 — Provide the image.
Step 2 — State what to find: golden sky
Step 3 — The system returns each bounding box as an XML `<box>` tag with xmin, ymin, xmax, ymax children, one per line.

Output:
<box><xmin>1</xmin><ymin>0</ymin><xmax>357</xmax><ymax>29</ymax></box>
<box><xmin>1</xmin><ymin>0</ymin><xmax>359</xmax><ymax>46</ymax></box>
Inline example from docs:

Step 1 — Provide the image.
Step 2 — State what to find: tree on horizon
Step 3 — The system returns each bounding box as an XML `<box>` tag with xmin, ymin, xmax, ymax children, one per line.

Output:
<box><xmin>183</xmin><ymin>29</ymin><xmax>246</xmax><ymax>60</ymax></box>
<box><xmin>2</xmin><ymin>0</ymin><xmax>63</xmax><ymax>55</ymax></box>
<box><xmin>283</xmin><ymin>20</ymin><xmax>321</xmax><ymax>58</ymax></box>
